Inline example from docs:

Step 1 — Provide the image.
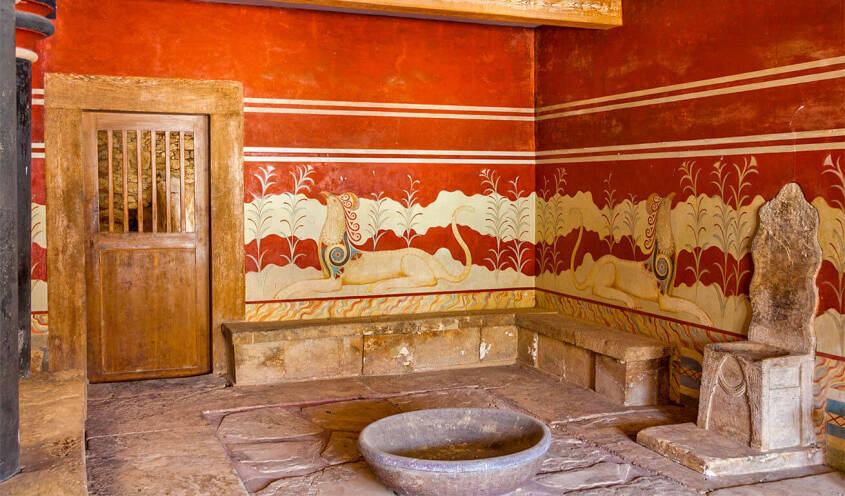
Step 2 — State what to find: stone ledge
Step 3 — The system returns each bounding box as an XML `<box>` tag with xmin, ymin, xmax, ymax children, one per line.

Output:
<box><xmin>515</xmin><ymin>313</ymin><xmax>670</xmax><ymax>362</ymax></box>
<box><xmin>516</xmin><ymin>314</ymin><xmax>670</xmax><ymax>406</ymax></box>
<box><xmin>223</xmin><ymin>309</ymin><xmax>554</xmax><ymax>385</ymax></box>
<box><xmin>224</xmin><ymin>308</ymin><xmax>554</xmax><ymax>344</ymax></box>
<box><xmin>636</xmin><ymin>423</ymin><xmax>824</xmax><ymax>476</ymax></box>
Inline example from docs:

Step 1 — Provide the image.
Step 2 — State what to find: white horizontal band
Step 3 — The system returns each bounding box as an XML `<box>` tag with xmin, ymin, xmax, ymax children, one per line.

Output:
<box><xmin>537</xmin><ymin>69</ymin><xmax>845</xmax><ymax>121</ymax></box>
<box><xmin>244</xmin><ymin>96</ymin><xmax>533</xmax><ymax>113</ymax></box>
<box><xmin>245</xmin><ymin>106</ymin><xmax>534</xmax><ymax>121</ymax></box>
<box><xmin>537</xmin><ymin>55</ymin><xmax>845</xmax><ymax>112</ymax></box>
<box><xmin>536</xmin><ymin>129</ymin><xmax>845</xmax><ymax>156</ymax></box>
<box><xmin>245</xmin><ymin>146</ymin><xmax>534</xmax><ymax>156</ymax></box>
<box><xmin>537</xmin><ymin>142</ymin><xmax>845</xmax><ymax>164</ymax></box>
<box><xmin>245</xmin><ymin>156</ymin><xmax>533</xmax><ymax>164</ymax></box>
<box><xmin>31</xmin><ymin>56</ymin><xmax>843</xmax><ymax>120</ymax></box>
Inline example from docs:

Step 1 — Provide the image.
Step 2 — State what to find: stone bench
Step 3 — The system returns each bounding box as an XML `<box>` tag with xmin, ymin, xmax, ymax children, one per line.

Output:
<box><xmin>223</xmin><ymin>309</ymin><xmax>671</xmax><ymax>407</ymax></box>
<box><xmin>223</xmin><ymin>309</ymin><xmax>551</xmax><ymax>386</ymax></box>
<box><xmin>515</xmin><ymin>313</ymin><xmax>671</xmax><ymax>406</ymax></box>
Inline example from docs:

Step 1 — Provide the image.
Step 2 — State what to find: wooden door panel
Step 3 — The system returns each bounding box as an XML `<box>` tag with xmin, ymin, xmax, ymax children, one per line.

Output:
<box><xmin>98</xmin><ymin>248</ymin><xmax>200</xmax><ymax>376</ymax></box>
<box><xmin>84</xmin><ymin>112</ymin><xmax>210</xmax><ymax>382</ymax></box>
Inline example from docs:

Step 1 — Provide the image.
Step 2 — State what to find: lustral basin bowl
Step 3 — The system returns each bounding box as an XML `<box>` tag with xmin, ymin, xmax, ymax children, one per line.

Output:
<box><xmin>358</xmin><ymin>408</ymin><xmax>551</xmax><ymax>496</ymax></box>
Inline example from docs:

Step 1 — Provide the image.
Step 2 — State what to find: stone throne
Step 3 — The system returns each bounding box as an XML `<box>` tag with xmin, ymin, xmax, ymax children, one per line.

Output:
<box><xmin>637</xmin><ymin>183</ymin><xmax>824</xmax><ymax>476</ymax></box>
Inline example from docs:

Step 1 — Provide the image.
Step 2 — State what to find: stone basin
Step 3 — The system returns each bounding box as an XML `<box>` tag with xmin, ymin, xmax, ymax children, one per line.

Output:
<box><xmin>358</xmin><ymin>408</ymin><xmax>551</xmax><ymax>496</ymax></box>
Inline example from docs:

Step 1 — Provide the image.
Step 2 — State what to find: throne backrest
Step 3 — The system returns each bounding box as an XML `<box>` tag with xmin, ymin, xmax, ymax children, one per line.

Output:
<box><xmin>747</xmin><ymin>182</ymin><xmax>822</xmax><ymax>355</ymax></box>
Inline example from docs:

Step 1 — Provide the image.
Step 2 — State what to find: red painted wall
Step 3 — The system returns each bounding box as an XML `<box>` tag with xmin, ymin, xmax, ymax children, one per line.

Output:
<box><xmin>534</xmin><ymin>0</ymin><xmax>845</xmax><ymax>435</ymax></box>
<box><xmin>28</xmin><ymin>0</ymin><xmax>536</xmax><ymax>323</ymax></box>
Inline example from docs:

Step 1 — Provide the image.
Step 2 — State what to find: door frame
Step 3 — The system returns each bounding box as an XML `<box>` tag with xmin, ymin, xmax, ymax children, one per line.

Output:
<box><xmin>45</xmin><ymin>74</ymin><xmax>244</xmax><ymax>376</ymax></box>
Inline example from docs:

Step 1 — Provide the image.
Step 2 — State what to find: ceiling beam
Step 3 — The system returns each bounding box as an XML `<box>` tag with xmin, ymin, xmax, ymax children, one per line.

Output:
<box><xmin>199</xmin><ymin>0</ymin><xmax>622</xmax><ymax>29</ymax></box>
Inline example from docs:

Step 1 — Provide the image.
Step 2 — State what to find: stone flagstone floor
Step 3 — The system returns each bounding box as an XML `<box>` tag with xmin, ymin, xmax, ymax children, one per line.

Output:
<box><xmin>85</xmin><ymin>365</ymin><xmax>844</xmax><ymax>495</ymax></box>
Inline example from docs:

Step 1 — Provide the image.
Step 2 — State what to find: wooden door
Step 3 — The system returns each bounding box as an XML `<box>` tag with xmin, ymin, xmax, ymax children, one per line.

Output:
<box><xmin>83</xmin><ymin>112</ymin><xmax>210</xmax><ymax>382</ymax></box>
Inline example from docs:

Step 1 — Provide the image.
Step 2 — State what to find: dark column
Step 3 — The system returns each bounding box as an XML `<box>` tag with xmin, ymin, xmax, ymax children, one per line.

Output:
<box><xmin>17</xmin><ymin>58</ymin><xmax>31</xmax><ymax>379</ymax></box>
<box><xmin>0</xmin><ymin>0</ymin><xmax>21</xmax><ymax>483</ymax></box>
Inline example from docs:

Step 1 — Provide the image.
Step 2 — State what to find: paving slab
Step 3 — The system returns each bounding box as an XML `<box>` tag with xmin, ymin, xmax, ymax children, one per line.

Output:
<box><xmin>301</xmin><ymin>399</ymin><xmax>401</xmax><ymax>432</ymax></box>
<box><xmin>86</xmin><ymin>426</ymin><xmax>244</xmax><ymax>496</ymax></box>
<box><xmin>0</xmin><ymin>371</ymin><xmax>87</xmax><ymax>496</ymax></box>
<box><xmin>708</xmin><ymin>472</ymin><xmax>845</xmax><ymax>495</ymax></box>
<box><xmin>218</xmin><ymin>407</ymin><xmax>324</xmax><ymax>444</ymax></box>
<box><xmin>257</xmin><ymin>461</ymin><xmax>393</xmax><ymax>496</ymax></box>
<box><xmin>559</xmin><ymin>405</ymin><xmax>696</xmax><ymax>435</ymax></box>
<box><xmin>489</xmin><ymin>371</ymin><xmax>626</xmax><ymax>423</ymax></box>
<box><xmin>78</xmin><ymin>365</ymin><xmax>837</xmax><ymax>496</ymax></box>
<box><xmin>567</xmin><ymin>475</ymin><xmax>699</xmax><ymax>495</ymax></box>
<box><xmin>205</xmin><ymin>375</ymin><xmax>373</xmax><ymax>412</ymax></box>
<box><xmin>510</xmin><ymin>481</ymin><xmax>564</xmax><ymax>495</ymax></box>
<box><xmin>87</xmin><ymin>386</ymin><xmax>218</xmax><ymax>437</ymax></box>
<box><xmin>320</xmin><ymin>431</ymin><xmax>363</xmax><ymax>465</ymax></box>
<box><xmin>388</xmin><ymin>387</ymin><xmax>509</xmax><ymax>412</ymax></box>
<box><xmin>87</xmin><ymin>373</ymin><xmax>226</xmax><ymax>401</ymax></box>
<box><xmin>540</xmin><ymin>431</ymin><xmax>624</xmax><ymax>474</ymax></box>
<box><xmin>533</xmin><ymin>461</ymin><xmax>646</xmax><ymax>492</ymax></box>
<box><xmin>228</xmin><ymin>439</ymin><xmax>327</xmax><ymax>492</ymax></box>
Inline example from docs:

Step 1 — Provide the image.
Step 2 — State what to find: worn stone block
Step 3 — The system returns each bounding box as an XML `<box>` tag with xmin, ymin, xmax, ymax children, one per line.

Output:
<box><xmin>595</xmin><ymin>355</ymin><xmax>667</xmax><ymax>407</ymax></box>
<box><xmin>517</xmin><ymin>328</ymin><xmax>538</xmax><ymax>367</ymax></box>
<box><xmin>233</xmin><ymin>336</ymin><xmax>362</xmax><ymax>385</ymax></box>
<box><xmin>747</xmin><ymin>182</ymin><xmax>822</xmax><ymax>355</ymax></box>
<box><xmin>384</xmin><ymin>316</ymin><xmax>461</xmax><ymax>335</ymax></box>
<box><xmin>363</xmin><ymin>328</ymin><xmax>480</xmax><ymax>375</ymax></box>
<box><xmin>231</xmin><ymin>332</ymin><xmax>254</xmax><ymax>346</ymax></box>
<box><xmin>413</xmin><ymin>328</ymin><xmax>480</xmax><ymax>370</ymax></box>
<box><xmin>225</xmin><ymin>310</ymin><xmax>554</xmax><ymax>385</ymax></box>
<box><xmin>697</xmin><ymin>341</ymin><xmax>815</xmax><ymax>451</ymax></box>
<box><xmin>233</xmin><ymin>342</ymin><xmax>286</xmax><ymax>385</ymax></box>
<box><xmin>537</xmin><ymin>335</ymin><xmax>595</xmax><ymax>389</ymax></box>
<box><xmin>283</xmin><ymin>336</ymin><xmax>362</xmax><ymax>381</ymax></box>
<box><xmin>480</xmin><ymin>325</ymin><xmax>518</xmax><ymax>363</ymax></box>
<box><xmin>516</xmin><ymin>313</ymin><xmax>670</xmax><ymax>362</ymax></box>
<box><xmin>362</xmin><ymin>334</ymin><xmax>414</xmax><ymax>375</ymax></box>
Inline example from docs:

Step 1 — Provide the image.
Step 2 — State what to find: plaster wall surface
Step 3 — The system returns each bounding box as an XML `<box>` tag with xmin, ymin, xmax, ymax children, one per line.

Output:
<box><xmin>533</xmin><ymin>0</ymin><xmax>845</xmax><ymax>456</ymax></box>
<box><xmin>21</xmin><ymin>0</ymin><xmax>845</xmax><ymax>466</ymax></box>
<box><xmin>26</xmin><ymin>0</ymin><xmax>536</xmax><ymax>368</ymax></box>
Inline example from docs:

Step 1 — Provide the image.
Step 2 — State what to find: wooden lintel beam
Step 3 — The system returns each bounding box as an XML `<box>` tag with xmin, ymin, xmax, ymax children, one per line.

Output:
<box><xmin>199</xmin><ymin>0</ymin><xmax>622</xmax><ymax>29</ymax></box>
